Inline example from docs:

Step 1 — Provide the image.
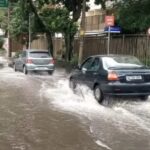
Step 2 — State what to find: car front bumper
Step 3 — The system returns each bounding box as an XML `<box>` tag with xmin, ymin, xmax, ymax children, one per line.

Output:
<box><xmin>101</xmin><ymin>82</ymin><xmax>150</xmax><ymax>96</ymax></box>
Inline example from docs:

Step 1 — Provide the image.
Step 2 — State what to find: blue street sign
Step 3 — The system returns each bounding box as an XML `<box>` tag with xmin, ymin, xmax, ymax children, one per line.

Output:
<box><xmin>104</xmin><ymin>26</ymin><xmax>121</xmax><ymax>33</ymax></box>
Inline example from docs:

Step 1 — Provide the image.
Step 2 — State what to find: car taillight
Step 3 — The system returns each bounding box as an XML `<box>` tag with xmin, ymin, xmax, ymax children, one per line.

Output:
<box><xmin>108</xmin><ymin>71</ymin><xmax>119</xmax><ymax>81</ymax></box>
<box><xmin>26</xmin><ymin>59</ymin><xmax>32</xmax><ymax>64</ymax></box>
<box><xmin>50</xmin><ymin>59</ymin><xmax>55</xmax><ymax>64</ymax></box>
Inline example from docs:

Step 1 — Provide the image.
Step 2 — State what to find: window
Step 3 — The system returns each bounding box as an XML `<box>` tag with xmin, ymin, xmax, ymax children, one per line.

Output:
<box><xmin>81</xmin><ymin>58</ymin><xmax>93</xmax><ymax>70</ymax></box>
<box><xmin>89</xmin><ymin>58</ymin><xmax>100</xmax><ymax>71</ymax></box>
<box><xmin>22</xmin><ymin>51</ymin><xmax>26</xmax><ymax>57</ymax></box>
<box><xmin>29</xmin><ymin>51</ymin><xmax>50</xmax><ymax>58</ymax></box>
<box><xmin>102</xmin><ymin>56</ymin><xmax>143</xmax><ymax>69</ymax></box>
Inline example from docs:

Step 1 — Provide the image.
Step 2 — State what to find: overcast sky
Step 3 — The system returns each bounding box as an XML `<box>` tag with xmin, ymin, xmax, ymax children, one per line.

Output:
<box><xmin>88</xmin><ymin>0</ymin><xmax>114</xmax><ymax>10</ymax></box>
<box><xmin>88</xmin><ymin>0</ymin><xmax>101</xmax><ymax>10</ymax></box>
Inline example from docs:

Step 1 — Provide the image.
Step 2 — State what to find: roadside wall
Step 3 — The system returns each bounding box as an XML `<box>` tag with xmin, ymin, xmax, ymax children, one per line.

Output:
<box><xmin>79</xmin><ymin>35</ymin><xmax>150</xmax><ymax>61</ymax></box>
<box><xmin>10</xmin><ymin>34</ymin><xmax>150</xmax><ymax>64</ymax></box>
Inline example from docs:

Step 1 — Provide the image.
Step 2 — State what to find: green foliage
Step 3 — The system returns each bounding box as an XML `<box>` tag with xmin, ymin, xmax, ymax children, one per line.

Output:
<box><xmin>70</xmin><ymin>54</ymin><xmax>78</xmax><ymax>66</ymax></box>
<box><xmin>9</xmin><ymin>0</ymin><xmax>47</xmax><ymax>44</ymax></box>
<box><xmin>9</xmin><ymin>4</ymin><xmax>29</xmax><ymax>37</ymax></box>
<box><xmin>0</xmin><ymin>10</ymin><xmax>8</xmax><ymax>34</ymax></box>
<box><xmin>40</xmin><ymin>7</ymin><xmax>77</xmax><ymax>34</ymax></box>
<box><xmin>116</xmin><ymin>0</ymin><xmax>150</xmax><ymax>33</ymax></box>
<box><xmin>48</xmin><ymin>0</ymin><xmax>90</xmax><ymax>22</ymax></box>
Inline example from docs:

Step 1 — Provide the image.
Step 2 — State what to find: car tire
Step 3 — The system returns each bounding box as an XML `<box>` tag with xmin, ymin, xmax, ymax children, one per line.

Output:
<box><xmin>69</xmin><ymin>78</ymin><xmax>77</xmax><ymax>90</ymax></box>
<box><xmin>23</xmin><ymin>66</ymin><xmax>28</xmax><ymax>75</ymax></box>
<box><xmin>14</xmin><ymin>64</ymin><xmax>17</xmax><ymax>72</ymax></box>
<box><xmin>48</xmin><ymin>71</ymin><xmax>53</xmax><ymax>75</ymax></box>
<box><xmin>94</xmin><ymin>85</ymin><xmax>104</xmax><ymax>104</ymax></box>
<box><xmin>139</xmin><ymin>95</ymin><xmax>148</xmax><ymax>101</ymax></box>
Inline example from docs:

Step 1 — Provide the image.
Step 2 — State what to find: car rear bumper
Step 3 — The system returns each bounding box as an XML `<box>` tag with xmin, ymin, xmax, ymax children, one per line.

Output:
<box><xmin>26</xmin><ymin>64</ymin><xmax>55</xmax><ymax>71</ymax></box>
<box><xmin>101</xmin><ymin>82</ymin><xmax>150</xmax><ymax>96</ymax></box>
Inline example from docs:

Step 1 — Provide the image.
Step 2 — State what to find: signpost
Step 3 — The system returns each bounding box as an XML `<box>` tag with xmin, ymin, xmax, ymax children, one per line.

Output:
<box><xmin>0</xmin><ymin>0</ymin><xmax>8</xmax><ymax>7</ymax></box>
<box><xmin>148</xmin><ymin>28</ymin><xmax>150</xmax><ymax>36</ymax></box>
<box><xmin>105</xmin><ymin>16</ymin><xmax>115</xmax><ymax>55</ymax></box>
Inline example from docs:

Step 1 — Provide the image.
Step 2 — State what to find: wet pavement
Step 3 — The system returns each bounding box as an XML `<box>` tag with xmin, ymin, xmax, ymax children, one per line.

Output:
<box><xmin>0</xmin><ymin>57</ymin><xmax>150</xmax><ymax>150</ymax></box>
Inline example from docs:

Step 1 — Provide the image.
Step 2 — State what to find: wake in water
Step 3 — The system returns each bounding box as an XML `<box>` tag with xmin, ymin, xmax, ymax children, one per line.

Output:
<box><xmin>40</xmin><ymin>78</ymin><xmax>150</xmax><ymax>149</ymax></box>
<box><xmin>42</xmin><ymin>79</ymin><xmax>102</xmax><ymax>114</ymax></box>
<box><xmin>41</xmin><ymin>79</ymin><xmax>150</xmax><ymax>130</ymax></box>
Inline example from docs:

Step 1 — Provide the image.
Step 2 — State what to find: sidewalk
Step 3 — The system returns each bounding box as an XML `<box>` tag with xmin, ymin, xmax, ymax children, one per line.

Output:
<box><xmin>55</xmin><ymin>59</ymin><xmax>76</xmax><ymax>73</ymax></box>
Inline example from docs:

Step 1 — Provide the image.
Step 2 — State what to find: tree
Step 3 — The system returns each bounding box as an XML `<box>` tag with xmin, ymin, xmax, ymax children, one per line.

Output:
<box><xmin>51</xmin><ymin>0</ymin><xmax>116</xmax><ymax>60</ymax></box>
<box><xmin>27</xmin><ymin>0</ymin><xmax>55</xmax><ymax>55</ymax></box>
<box><xmin>7</xmin><ymin>0</ymin><xmax>77</xmax><ymax>57</ymax></box>
<box><xmin>27</xmin><ymin>0</ymin><xmax>80</xmax><ymax>60</ymax></box>
<box><xmin>8</xmin><ymin>0</ymin><xmax>119</xmax><ymax>60</ymax></box>
<box><xmin>0</xmin><ymin>10</ymin><xmax>8</xmax><ymax>36</ymax></box>
<box><xmin>47</xmin><ymin>0</ymin><xmax>89</xmax><ymax>61</ymax></box>
<box><xmin>116</xmin><ymin>0</ymin><xmax>150</xmax><ymax>33</ymax></box>
<box><xmin>9</xmin><ymin>1</ymin><xmax>30</xmax><ymax>47</ymax></box>
<box><xmin>40</xmin><ymin>5</ymin><xmax>77</xmax><ymax>60</ymax></box>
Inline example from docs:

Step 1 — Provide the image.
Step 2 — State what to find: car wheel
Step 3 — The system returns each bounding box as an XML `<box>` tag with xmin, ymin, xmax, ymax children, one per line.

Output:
<box><xmin>94</xmin><ymin>85</ymin><xmax>104</xmax><ymax>103</ymax></box>
<box><xmin>69</xmin><ymin>78</ymin><xmax>77</xmax><ymax>90</ymax></box>
<box><xmin>139</xmin><ymin>95</ymin><xmax>148</xmax><ymax>101</ymax></box>
<box><xmin>23</xmin><ymin>66</ymin><xmax>28</xmax><ymax>75</ymax></box>
<box><xmin>14</xmin><ymin>64</ymin><xmax>17</xmax><ymax>72</ymax></box>
<box><xmin>48</xmin><ymin>71</ymin><xmax>53</xmax><ymax>75</ymax></box>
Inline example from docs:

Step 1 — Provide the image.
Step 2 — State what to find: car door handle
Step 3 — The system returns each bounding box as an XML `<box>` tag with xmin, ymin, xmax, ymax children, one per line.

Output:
<box><xmin>93</xmin><ymin>72</ymin><xmax>98</xmax><ymax>75</ymax></box>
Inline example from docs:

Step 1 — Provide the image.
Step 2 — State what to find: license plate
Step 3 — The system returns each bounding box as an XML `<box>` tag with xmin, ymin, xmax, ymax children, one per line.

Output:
<box><xmin>35</xmin><ymin>67</ymin><xmax>47</xmax><ymax>70</ymax></box>
<box><xmin>126</xmin><ymin>75</ymin><xmax>142</xmax><ymax>81</ymax></box>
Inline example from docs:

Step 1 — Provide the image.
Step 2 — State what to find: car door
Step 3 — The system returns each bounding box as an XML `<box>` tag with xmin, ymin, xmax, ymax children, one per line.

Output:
<box><xmin>78</xmin><ymin>57</ymin><xmax>94</xmax><ymax>85</ymax></box>
<box><xmin>82</xmin><ymin>57</ymin><xmax>101</xmax><ymax>88</ymax></box>
<box><xmin>18</xmin><ymin>51</ymin><xmax>26</xmax><ymax>71</ymax></box>
<box><xmin>15</xmin><ymin>54</ymin><xmax>22</xmax><ymax>70</ymax></box>
<box><xmin>20</xmin><ymin>51</ymin><xmax>27</xmax><ymax>70</ymax></box>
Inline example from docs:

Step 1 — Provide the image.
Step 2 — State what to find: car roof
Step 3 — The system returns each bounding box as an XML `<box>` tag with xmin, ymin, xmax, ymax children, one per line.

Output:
<box><xmin>25</xmin><ymin>49</ymin><xmax>49</xmax><ymax>52</ymax></box>
<box><xmin>90</xmin><ymin>54</ymin><xmax>134</xmax><ymax>58</ymax></box>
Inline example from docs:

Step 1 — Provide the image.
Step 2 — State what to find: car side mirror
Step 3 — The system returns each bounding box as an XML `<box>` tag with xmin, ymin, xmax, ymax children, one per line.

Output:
<box><xmin>74</xmin><ymin>64</ymin><xmax>81</xmax><ymax>70</ymax></box>
<box><xmin>82</xmin><ymin>67</ymin><xmax>87</xmax><ymax>74</ymax></box>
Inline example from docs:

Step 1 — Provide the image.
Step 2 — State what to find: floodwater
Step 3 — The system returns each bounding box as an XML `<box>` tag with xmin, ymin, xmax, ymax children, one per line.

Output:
<box><xmin>42</xmin><ymin>79</ymin><xmax>150</xmax><ymax>150</ymax></box>
<box><xmin>0</xmin><ymin>57</ymin><xmax>150</xmax><ymax>150</ymax></box>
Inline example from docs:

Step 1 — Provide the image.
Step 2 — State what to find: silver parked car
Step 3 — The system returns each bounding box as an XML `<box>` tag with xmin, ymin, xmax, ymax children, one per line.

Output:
<box><xmin>14</xmin><ymin>49</ymin><xmax>55</xmax><ymax>75</ymax></box>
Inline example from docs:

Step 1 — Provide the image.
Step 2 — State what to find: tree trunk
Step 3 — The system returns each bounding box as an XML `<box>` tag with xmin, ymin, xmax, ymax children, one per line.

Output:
<box><xmin>64</xmin><ymin>33</ymin><xmax>75</xmax><ymax>61</ymax></box>
<box><xmin>64</xmin><ymin>34</ymin><xmax>69</xmax><ymax>61</ymax></box>
<box><xmin>28</xmin><ymin>0</ymin><xmax>54</xmax><ymax>56</ymax></box>
<box><xmin>46</xmin><ymin>32</ymin><xmax>54</xmax><ymax>56</ymax></box>
<box><xmin>68</xmin><ymin>34</ymin><xmax>74</xmax><ymax>61</ymax></box>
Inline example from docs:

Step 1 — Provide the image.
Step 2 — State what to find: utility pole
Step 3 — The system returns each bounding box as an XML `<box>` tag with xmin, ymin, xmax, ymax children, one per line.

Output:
<box><xmin>107</xmin><ymin>26</ymin><xmax>111</xmax><ymax>55</ymax></box>
<box><xmin>78</xmin><ymin>0</ymin><xmax>86</xmax><ymax>65</ymax></box>
<box><xmin>28</xmin><ymin>13</ymin><xmax>31</xmax><ymax>49</ymax></box>
<box><xmin>8</xmin><ymin>1</ymin><xmax>11</xmax><ymax>57</ymax></box>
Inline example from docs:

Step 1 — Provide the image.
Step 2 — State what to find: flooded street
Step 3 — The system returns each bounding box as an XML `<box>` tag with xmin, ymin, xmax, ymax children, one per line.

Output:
<box><xmin>0</xmin><ymin>57</ymin><xmax>150</xmax><ymax>150</ymax></box>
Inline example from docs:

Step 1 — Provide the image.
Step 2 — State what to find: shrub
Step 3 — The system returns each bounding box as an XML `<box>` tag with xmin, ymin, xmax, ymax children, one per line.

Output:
<box><xmin>70</xmin><ymin>54</ymin><xmax>78</xmax><ymax>67</ymax></box>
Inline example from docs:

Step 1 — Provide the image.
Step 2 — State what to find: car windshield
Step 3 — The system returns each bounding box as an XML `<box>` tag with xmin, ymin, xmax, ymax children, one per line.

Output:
<box><xmin>102</xmin><ymin>56</ymin><xmax>144</xmax><ymax>69</ymax></box>
<box><xmin>29</xmin><ymin>51</ymin><xmax>50</xmax><ymax>58</ymax></box>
